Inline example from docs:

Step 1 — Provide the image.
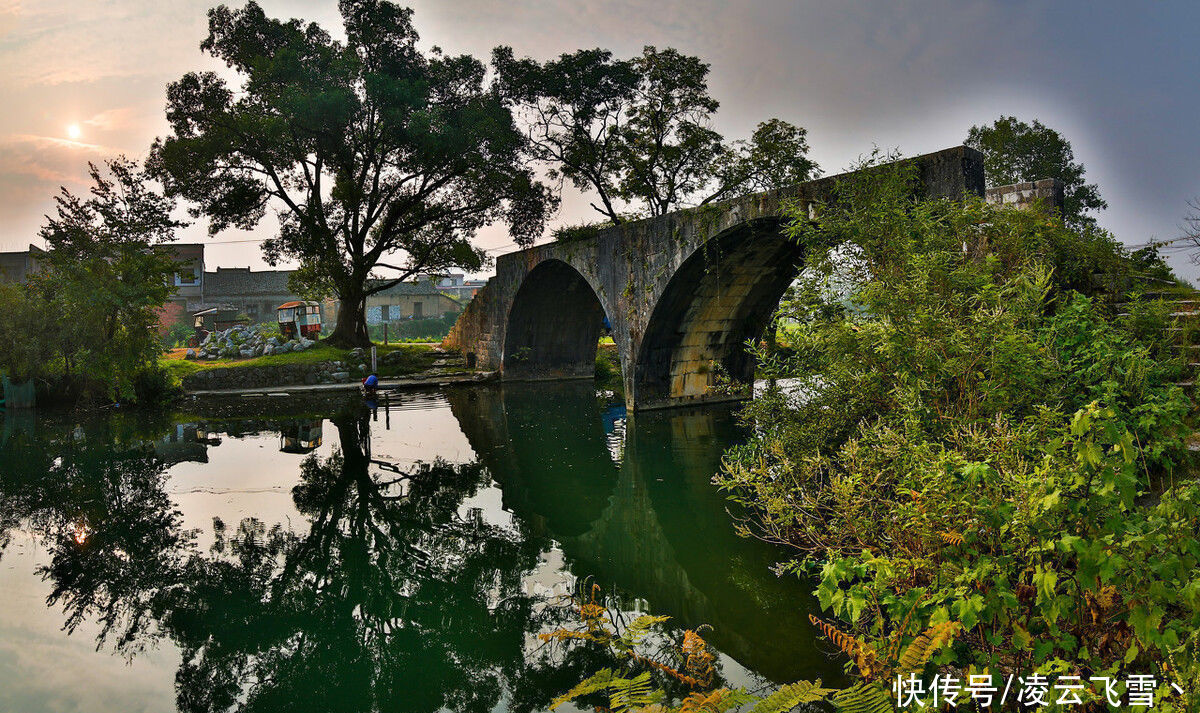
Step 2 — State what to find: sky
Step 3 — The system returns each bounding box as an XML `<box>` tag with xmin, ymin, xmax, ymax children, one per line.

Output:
<box><xmin>1</xmin><ymin>0</ymin><xmax>1199</xmax><ymax>279</ymax></box>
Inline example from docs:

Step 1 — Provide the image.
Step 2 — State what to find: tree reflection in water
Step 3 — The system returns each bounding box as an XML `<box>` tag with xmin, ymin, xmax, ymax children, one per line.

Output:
<box><xmin>0</xmin><ymin>405</ymin><xmax>615</xmax><ymax>713</ymax></box>
<box><xmin>0</xmin><ymin>386</ymin><xmax>840</xmax><ymax>712</ymax></box>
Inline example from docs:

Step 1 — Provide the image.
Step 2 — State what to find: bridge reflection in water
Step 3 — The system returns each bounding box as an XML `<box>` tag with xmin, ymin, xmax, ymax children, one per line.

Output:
<box><xmin>449</xmin><ymin>381</ymin><xmax>839</xmax><ymax>685</ymax></box>
<box><xmin>0</xmin><ymin>385</ymin><xmax>843</xmax><ymax>713</ymax></box>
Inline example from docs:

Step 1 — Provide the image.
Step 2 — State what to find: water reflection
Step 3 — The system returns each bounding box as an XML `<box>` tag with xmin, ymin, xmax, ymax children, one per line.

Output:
<box><xmin>0</xmin><ymin>384</ymin><xmax>840</xmax><ymax>712</ymax></box>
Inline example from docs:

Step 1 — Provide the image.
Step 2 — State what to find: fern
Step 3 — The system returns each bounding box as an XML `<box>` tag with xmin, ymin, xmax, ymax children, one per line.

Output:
<box><xmin>618</xmin><ymin>614</ymin><xmax>672</xmax><ymax>651</ymax></box>
<box><xmin>681</xmin><ymin>629</ymin><xmax>716</xmax><ymax>686</ymax></box>
<box><xmin>896</xmin><ymin>622</ymin><xmax>961</xmax><ymax>675</ymax></box>
<box><xmin>938</xmin><ymin>531</ymin><xmax>965</xmax><ymax>546</ymax></box>
<box><xmin>809</xmin><ymin>615</ymin><xmax>880</xmax><ymax>679</ymax></box>
<box><xmin>679</xmin><ymin>688</ymin><xmax>754</xmax><ymax>712</ymax></box>
<box><xmin>550</xmin><ymin>668</ymin><xmax>617</xmax><ymax>711</ymax></box>
<box><xmin>832</xmin><ymin>682</ymin><xmax>894</xmax><ymax>713</ymax></box>
<box><xmin>609</xmin><ymin>671</ymin><xmax>662</xmax><ymax>712</ymax></box>
<box><xmin>748</xmin><ymin>680</ymin><xmax>835</xmax><ymax>713</ymax></box>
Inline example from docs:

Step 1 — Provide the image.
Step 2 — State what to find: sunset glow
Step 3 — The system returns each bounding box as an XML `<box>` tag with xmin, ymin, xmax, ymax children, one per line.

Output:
<box><xmin>66</xmin><ymin>123</ymin><xmax>81</xmax><ymax>139</ymax></box>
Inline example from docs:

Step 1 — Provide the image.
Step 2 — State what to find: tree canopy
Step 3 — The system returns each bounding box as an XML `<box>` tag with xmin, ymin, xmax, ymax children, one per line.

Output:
<box><xmin>495</xmin><ymin>45</ymin><xmax>818</xmax><ymax>224</ymax></box>
<box><xmin>966</xmin><ymin>115</ymin><xmax>1106</xmax><ymax>228</ymax></box>
<box><xmin>150</xmin><ymin>0</ymin><xmax>554</xmax><ymax>346</ymax></box>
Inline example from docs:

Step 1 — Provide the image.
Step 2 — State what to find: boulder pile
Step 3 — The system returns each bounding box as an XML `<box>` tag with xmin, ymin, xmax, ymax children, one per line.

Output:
<box><xmin>185</xmin><ymin>324</ymin><xmax>316</xmax><ymax>361</ymax></box>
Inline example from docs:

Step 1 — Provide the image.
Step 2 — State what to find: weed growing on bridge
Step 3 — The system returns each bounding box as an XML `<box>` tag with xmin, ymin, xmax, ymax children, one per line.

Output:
<box><xmin>718</xmin><ymin>156</ymin><xmax>1200</xmax><ymax>709</ymax></box>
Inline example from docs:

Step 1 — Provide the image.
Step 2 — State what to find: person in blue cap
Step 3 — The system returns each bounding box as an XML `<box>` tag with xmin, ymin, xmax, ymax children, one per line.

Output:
<box><xmin>361</xmin><ymin>373</ymin><xmax>379</xmax><ymax>397</ymax></box>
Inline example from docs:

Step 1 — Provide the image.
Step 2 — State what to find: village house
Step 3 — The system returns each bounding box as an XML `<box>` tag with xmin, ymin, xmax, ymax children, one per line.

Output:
<box><xmin>0</xmin><ymin>245</ymin><xmax>45</xmax><ymax>284</ymax></box>
<box><xmin>199</xmin><ymin>266</ymin><xmax>304</xmax><ymax>323</ymax></box>
<box><xmin>364</xmin><ymin>279</ymin><xmax>462</xmax><ymax>324</ymax></box>
<box><xmin>0</xmin><ymin>242</ymin><xmax>469</xmax><ymax>333</ymax></box>
<box><xmin>410</xmin><ymin>272</ymin><xmax>489</xmax><ymax>301</ymax></box>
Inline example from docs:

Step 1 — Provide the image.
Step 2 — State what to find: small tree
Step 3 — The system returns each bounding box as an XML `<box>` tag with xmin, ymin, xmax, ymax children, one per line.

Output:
<box><xmin>966</xmin><ymin>115</ymin><xmax>1106</xmax><ymax>228</ymax></box>
<box><xmin>22</xmin><ymin>158</ymin><xmax>183</xmax><ymax>401</ymax></box>
<box><xmin>151</xmin><ymin>0</ymin><xmax>554</xmax><ymax>347</ymax></box>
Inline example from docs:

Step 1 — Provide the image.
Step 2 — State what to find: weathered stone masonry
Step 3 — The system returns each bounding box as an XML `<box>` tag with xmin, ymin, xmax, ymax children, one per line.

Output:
<box><xmin>447</xmin><ymin>146</ymin><xmax>1057</xmax><ymax>411</ymax></box>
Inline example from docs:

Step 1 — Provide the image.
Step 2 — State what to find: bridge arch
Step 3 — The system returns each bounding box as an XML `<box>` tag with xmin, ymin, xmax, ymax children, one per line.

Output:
<box><xmin>632</xmin><ymin>218</ymin><xmax>804</xmax><ymax>409</ymax></box>
<box><xmin>503</xmin><ymin>258</ymin><xmax>617</xmax><ymax>381</ymax></box>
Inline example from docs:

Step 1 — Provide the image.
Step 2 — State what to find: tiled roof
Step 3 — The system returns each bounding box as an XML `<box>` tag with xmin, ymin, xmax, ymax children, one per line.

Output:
<box><xmin>204</xmin><ymin>268</ymin><xmax>294</xmax><ymax>296</ymax></box>
<box><xmin>367</xmin><ymin>279</ymin><xmax>445</xmax><ymax>296</ymax></box>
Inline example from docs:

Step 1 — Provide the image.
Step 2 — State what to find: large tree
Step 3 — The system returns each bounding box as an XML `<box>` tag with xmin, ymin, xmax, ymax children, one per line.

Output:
<box><xmin>150</xmin><ymin>0</ymin><xmax>554</xmax><ymax>347</ymax></box>
<box><xmin>966</xmin><ymin>115</ymin><xmax>1106</xmax><ymax>228</ymax></box>
<box><xmin>495</xmin><ymin>46</ymin><xmax>818</xmax><ymax>224</ymax></box>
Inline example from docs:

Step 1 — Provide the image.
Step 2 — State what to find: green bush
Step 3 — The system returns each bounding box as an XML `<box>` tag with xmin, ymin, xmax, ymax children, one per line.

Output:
<box><xmin>717</xmin><ymin>156</ymin><xmax>1200</xmax><ymax>707</ymax></box>
<box><xmin>367</xmin><ymin>312</ymin><xmax>460</xmax><ymax>342</ymax></box>
<box><xmin>161</xmin><ymin>321</ymin><xmax>196</xmax><ymax>348</ymax></box>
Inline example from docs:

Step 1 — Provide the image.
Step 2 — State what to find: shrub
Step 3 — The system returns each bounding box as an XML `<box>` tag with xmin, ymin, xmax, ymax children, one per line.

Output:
<box><xmin>717</xmin><ymin>155</ymin><xmax>1200</xmax><ymax>707</ymax></box>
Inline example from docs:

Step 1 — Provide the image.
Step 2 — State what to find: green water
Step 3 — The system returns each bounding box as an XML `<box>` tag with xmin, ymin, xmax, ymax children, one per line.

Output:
<box><xmin>0</xmin><ymin>382</ymin><xmax>841</xmax><ymax>712</ymax></box>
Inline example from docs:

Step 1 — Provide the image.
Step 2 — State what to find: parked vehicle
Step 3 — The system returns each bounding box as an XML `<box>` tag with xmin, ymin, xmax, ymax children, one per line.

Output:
<box><xmin>189</xmin><ymin>306</ymin><xmax>249</xmax><ymax>346</ymax></box>
<box><xmin>277</xmin><ymin>301</ymin><xmax>322</xmax><ymax>340</ymax></box>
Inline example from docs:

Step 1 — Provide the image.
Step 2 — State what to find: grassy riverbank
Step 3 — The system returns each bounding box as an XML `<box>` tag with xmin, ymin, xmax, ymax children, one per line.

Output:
<box><xmin>161</xmin><ymin>342</ymin><xmax>439</xmax><ymax>382</ymax></box>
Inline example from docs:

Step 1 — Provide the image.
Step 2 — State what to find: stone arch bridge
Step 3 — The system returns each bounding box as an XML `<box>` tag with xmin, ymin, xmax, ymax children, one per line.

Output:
<box><xmin>446</xmin><ymin>146</ymin><xmax>1058</xmax><ymax>411</ymax></box>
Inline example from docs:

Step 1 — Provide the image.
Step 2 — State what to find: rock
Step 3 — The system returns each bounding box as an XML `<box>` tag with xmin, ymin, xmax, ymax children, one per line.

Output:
<box><xmin>356</xmin><ymin>363</ymin><xmax>367</xmax><ymax>372</ymax></box>
<box><xmin>262</xmin><ymin>345</ymin><xmax>273</xmax><ymax>356</ymax></box>
<box><xmin>185</xmin><ymin>348</ymin><xmax>197</xmax><ymax>360</ymax></box>
<box><xmin>304</xmin><ymin>372</ymin><xmax>320</xmax><ymax>385</ymax></box>
<box><xmin>207</xmin><ymin>352</ymin><xmax>219</xmax><ymax>360</ymax></box>
<box><xmin>330</xmin><ymin>371</ymin><xmax>350</xmax><ymax>382</ymax></box>
<box><xmin>239</xmin><ymin>348</ymin><xmax>254</xmax><ymax>359</ymax></box>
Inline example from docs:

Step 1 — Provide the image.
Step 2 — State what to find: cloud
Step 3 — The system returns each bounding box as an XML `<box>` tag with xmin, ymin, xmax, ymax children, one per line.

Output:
<box><xmin>0</xmin><ymin>132</ymin><xmax>114</xmax><ymax>248</ymax></box>
<box><xmin>82</xmin><ymin>106</ymin><xmax>140</xmax><ymax>132</ymax></box>
<box><xmin>0</xmin><ymin>0</ymin><xmax>18</xmax><ymax>38</ymax></box>
<box><xmin>0</xmin><ymin>0</ymin><xmax>209</xmax><ymax>86</ymax></box>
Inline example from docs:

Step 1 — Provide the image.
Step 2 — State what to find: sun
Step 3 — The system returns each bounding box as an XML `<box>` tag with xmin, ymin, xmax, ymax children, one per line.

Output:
<box><xmin>66</xmin><ymin>124</ymin><xmax>81</xmax><ymax>140</ymax></box>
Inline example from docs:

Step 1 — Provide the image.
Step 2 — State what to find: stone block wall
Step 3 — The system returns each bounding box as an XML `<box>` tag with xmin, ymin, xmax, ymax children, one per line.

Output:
<box><xmin>985</xmin><ymin>179</ymin><xmax>1065</xmax><ymax>212</ymax></box>
<box><xmin>182</xmin><ymin>361</ymin><xmax>354</xmax><ymax>391</ymax></box>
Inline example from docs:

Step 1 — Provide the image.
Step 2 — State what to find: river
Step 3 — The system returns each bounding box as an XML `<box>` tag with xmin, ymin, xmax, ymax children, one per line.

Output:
<box><xmin>0</xmin><ymin>382</ymin><xmax>842</xmax><ymax>712</ymax></box>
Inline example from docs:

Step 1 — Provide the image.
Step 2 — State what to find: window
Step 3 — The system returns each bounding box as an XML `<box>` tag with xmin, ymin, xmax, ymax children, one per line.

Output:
<box><xmin>174</xmin><ymin>268</ymin><xmax>199</xmax><ymax>286</ymax></box>
<box><xmin>413</xmin><ymin>301</ymin><xmax>423</xmax><ymax>318</ymax></box>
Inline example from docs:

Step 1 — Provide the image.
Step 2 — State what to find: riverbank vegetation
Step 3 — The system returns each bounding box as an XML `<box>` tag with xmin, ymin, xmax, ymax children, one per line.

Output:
<box><xmin>717</xmin><ymin>156</ymin><xmax>1200</xmax><ymax>708</ymax></box>
<box><xmin>160</xmin><ymin>342</ymin><xmax>436</xmax><ymax>383</ymax></box>
<box><xmin>0</xmin><ymin>159</ymin><xmax>184</xmax><ymax>406</ymax></box>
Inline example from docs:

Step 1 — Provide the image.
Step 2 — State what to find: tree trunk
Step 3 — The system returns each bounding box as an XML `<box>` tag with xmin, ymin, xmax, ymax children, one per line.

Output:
<box><xmin>325</xmin><ymin>289</ymin><xmax>372</xmax><ymax>348</ymax></box>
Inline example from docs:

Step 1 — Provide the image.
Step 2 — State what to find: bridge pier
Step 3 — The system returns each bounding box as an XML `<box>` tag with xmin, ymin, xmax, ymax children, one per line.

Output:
<box><xmin>446</xmin><ymin>146</ymin><xmax>987</xmax><ymax>411</ymax></box>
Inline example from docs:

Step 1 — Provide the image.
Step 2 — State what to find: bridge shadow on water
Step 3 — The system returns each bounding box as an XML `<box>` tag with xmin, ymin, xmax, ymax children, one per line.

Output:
<box><xmin>0</xmin><ymin>387</ymin><xmax>843</xmax><ymax>712</ymax></box>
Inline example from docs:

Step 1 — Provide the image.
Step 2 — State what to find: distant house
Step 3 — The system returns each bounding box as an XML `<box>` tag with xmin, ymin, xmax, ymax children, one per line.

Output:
<box><xmin>363</xmin><ymin>279</ymin><xmax>462</xmax><ymax>324</ymax></box>
<box><xmin>0</xmin><ymin>245</ymin><xmax>45</xmax><ymax>285</ymax></box>
<box><xmin>157</xmin><ymin>243</ymin><xmax>206</xmax><ymax>330</ymax></box>
<box><xmin>411</xmin><ymin>272</ymin><xmax>489</xmax><ymax>301</ymax></box>
<box><xmin>199</xmin><ymin>267</ymin><xmax>304</xmax><ymax>323</ymax></box>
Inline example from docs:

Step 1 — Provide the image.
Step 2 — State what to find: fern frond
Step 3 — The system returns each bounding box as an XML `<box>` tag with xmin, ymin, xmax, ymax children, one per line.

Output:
<box><xmin>550</xmin><ymin>668</ymin><xmax>616</xmax><ymax>711</ymax></box>
<box><xmin>938</xmin><ymin>531</ymin><xmax>965</xmax><ymax>546</ymax></box>
<box><xmin>896</xmin><ymin>622</ymin><xmax>961</xmax><ymax>675</ymax></box>
<box><xmin>618</xmin><ymin>614</ymin><xmax>671</xmax><ymax>649</ymax></box>
<box><xmin>539</xmin><ymin>629</ymin><xmax>598</xmax><ymax>643</ymax></box>
<box><xmin>679</xmin><ymin>688</ymin><xmax>754</xmax><ymax>712</ymax></box>
<box><xmin>609</xmin><ymin>671</ymin><xmax>662</xmax><ymax>713</ymax></box>
<box><xmin>748</xmin><ymin>680</ymin><xmax>835</xmax><ymax>713</ymax></box>
<box><xmin>809</xmin><ymin>615</ymin><xmax>879</xmax><ymax>679</ymax></box>
<box><xmin>681</xmin><ymin>629</ymin><xmax>716</xmax><ymax>687</ymax></box>
<box><xmin>832</xmin><ymin>682</ymin><xmax>894</xmax><ymax>713</ymax></box>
